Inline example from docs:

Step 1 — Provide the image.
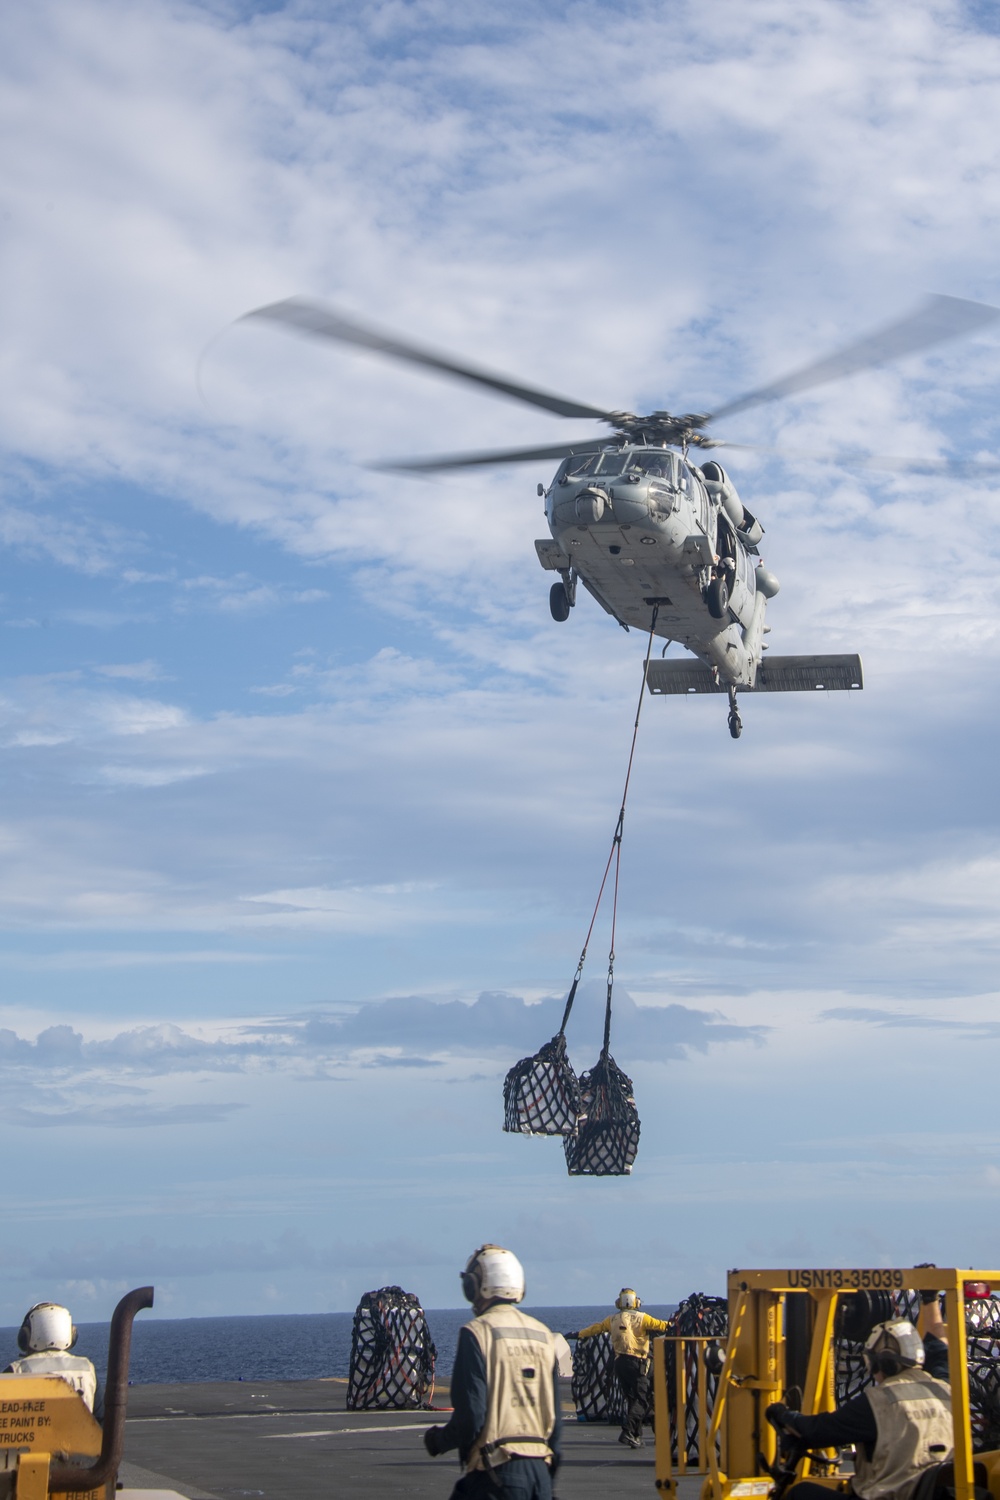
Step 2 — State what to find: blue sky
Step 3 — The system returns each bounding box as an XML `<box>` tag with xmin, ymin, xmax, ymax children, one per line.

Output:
<box><xmin>2</xmin><ymin>0</ymin><xmax>1000</xmax><ymax>1324</ymax></box>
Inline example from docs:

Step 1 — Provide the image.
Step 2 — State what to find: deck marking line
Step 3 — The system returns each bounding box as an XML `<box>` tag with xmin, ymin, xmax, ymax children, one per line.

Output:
<box><xmin>264</xmin><ymin>1425</ymin><xmax>430</xmax><ymax>1439</ymax></box>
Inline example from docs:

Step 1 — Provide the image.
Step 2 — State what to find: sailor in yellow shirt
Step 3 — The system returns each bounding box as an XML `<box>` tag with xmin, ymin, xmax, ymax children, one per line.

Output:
<box><xmin>568</xmin><ymin>1290</ymin><xmax>668</xmax><ymax>1448</ymax></box>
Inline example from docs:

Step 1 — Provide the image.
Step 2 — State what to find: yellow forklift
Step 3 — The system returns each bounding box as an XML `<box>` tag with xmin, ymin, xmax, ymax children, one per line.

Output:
<box><xmin>653</xmin><ymin>1268</ymin><xmax>999</xmax><ymax>1500</ymax></box>
<box><xmin>0</xmin><ymin>1287</ymin><xmax>152</xmax><ymax>1500</ymax></box>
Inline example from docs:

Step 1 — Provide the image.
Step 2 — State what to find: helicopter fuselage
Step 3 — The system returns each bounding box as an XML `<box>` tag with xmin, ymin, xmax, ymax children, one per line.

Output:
<box><xmin>537</xmin><ymin>445</ymin><xmax>778</xmax><ymax>687</ymax></box>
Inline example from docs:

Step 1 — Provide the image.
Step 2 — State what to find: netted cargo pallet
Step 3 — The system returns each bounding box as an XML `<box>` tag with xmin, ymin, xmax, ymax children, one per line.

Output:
<box><xmin>571</xmin><ymin>1331</ymin><xmax>625</xmax><ymax>1423</ymax></box>
<box><xmin>967</xmin><ymin>1296</ymin><xmax>1000</xmax><ymax>1451</ymax></box>
<box><xmin>504</xmin><ymin>1030</ymin><xmax>581</xmax><ymax>1136</ymax></box>
<box><xmin>347</xmin><ymin>1285</ymin><xmax>436</xmax><ymax>1410</ymax></box>
<box><xmin>564</xmin><ymin>1051</ymin><xmax>640</xmax><ymax>1176</ymax></box>
<box><xmin>834</xmin><ymin>1289</ymin><xmax>921</xmax><ymax>1405</ymax></box>
<box><xmin>664</xmin><ymin>1294</ymin><xmax>728</xmax><ymax>1462</ymax></box>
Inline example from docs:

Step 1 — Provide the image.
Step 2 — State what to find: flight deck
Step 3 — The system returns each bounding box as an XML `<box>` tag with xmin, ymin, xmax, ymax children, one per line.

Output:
<box><xmin>121</xmin><ymin>1378</ymin><xmax>692</xmax><ymax>1500</ymax></box>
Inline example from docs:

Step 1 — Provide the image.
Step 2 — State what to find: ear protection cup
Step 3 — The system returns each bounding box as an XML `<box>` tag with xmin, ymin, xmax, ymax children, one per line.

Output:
<box><xmin>69</xmin><ymin>1325</ymin><xmax>78</xmax><ymax>1350</ymax></box>
<box><xmin>17</xmin><ymin>1318</ymin><xmax>30</xmax><ymax>1354</ymax></box>
<box><xmin>460</xmin><ymin>1271</ymin><xmax>478</xmax><ymax>1304</ymax></box>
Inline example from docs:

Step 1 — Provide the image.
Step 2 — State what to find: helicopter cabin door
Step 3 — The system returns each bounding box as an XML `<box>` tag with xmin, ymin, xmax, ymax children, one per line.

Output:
<box><xmin>727</xmin><ymin>538</ymin><xmax>757</xmax><ymax>628</ymax></box>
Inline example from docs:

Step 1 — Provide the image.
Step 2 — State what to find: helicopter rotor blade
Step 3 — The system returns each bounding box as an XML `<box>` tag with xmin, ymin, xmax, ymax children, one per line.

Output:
<box><xmin>241</xmin><ymin>298</ymin><xmax>615</xmax><ymax>422</ymax></box>
<box><xmin>372</xmin><ymin>438</ymin><xmax>611</xmax><ymax>472</ymax></box>
<box><xmin>711</xmin><ymin>439</ymin><xmax>1000</xmax><ymax>478</ymax></box>
<box><xmin>708</xmin><ymin>294</ymin><xmax>1000</xmax><ymax>424</ymax></box>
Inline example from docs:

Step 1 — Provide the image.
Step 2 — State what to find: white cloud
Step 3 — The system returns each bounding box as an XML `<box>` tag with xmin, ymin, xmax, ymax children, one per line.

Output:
<box><xmin>0</xmin><ymin>685</ymin><xmax>188</xmax><ymax>749</ymax></box>
<box><xmin>92</xmin><ymin>764</ymin><xmax>210</xmax><ymax>788</ymax></box>
<box><xmin>94</xmin><ymin>660</ymin><xmax>164</xmax><ymax>681</ymax></box>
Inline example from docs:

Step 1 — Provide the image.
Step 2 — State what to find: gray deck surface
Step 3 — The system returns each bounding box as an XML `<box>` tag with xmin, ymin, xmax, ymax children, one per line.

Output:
<box><xmin>122</xmin><ymin>1379</ymin><xmax>706</xmax><ymax>1500</ymax></box>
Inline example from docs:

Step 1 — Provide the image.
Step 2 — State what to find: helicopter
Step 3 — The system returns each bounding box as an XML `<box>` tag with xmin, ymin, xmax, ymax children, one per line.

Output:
<box><xmin>240</xmin><ymin>292</ymin><xmax>1000</xmax><ymax>738</ymax></box>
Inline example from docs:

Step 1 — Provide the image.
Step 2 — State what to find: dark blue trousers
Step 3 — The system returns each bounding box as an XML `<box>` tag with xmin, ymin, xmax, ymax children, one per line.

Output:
<box><xmin>450</xmin><ymin>1458</ymin><xmax>553</xmax><ymax>1500</ymax></box>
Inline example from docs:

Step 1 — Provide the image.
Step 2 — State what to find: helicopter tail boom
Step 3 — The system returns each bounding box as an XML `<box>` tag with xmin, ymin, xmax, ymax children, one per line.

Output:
<box><xmin>646</xmin><ymin>654</ymin><xmax>863</xmax><ymax>695</ymax></box>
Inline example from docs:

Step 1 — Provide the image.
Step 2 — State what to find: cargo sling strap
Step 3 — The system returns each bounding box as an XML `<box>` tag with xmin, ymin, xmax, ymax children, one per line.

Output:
<box><xmin>502</xmin><ymin>609</ymin><xmax>656</xmax><ymax>1170</ymax></box>
<box><xmin>561</xmin><ymin>608</ymin><xmax>656</xmax><ymax>1175</ymax></box>
<box><xmin>558</xmin><ymin>603</ymin><xmax>659</xmax><ymax>1045</ymax></box>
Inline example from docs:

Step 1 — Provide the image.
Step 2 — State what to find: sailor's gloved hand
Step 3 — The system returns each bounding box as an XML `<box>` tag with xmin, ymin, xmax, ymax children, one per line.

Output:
<box><xmin>915</xmin><ymin>1262</ymin><xmax>940</xmax><ymax>1305</ymax></box>
<box><xmin>424</xmin><ymin>1426</ymin><xmax>446</xmax><ymax>1457</ymax></box>
<box><xmin>564</xmin><ymin>1332</ymin><xmax>580</xmax><ymax>1341</ymax></box>
<box><xmin>765</xmin><ymin>1402</ymin><xmax>796</xmax><ymax>1433</ymax></box>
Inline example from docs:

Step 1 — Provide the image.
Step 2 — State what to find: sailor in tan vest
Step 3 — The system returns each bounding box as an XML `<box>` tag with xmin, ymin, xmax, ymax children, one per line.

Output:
<box><xmin>767</xmin><ymin>1293</ymin><xmax>951</xmax><ymax>1500</ymax></box>
<box><xmin>4</xmin><ymin>1303</ymin><xmax>101</xmax><ymax>1416</ymax></box>
<box><xmin>423</xmin><ymin>1245</ymin><xmax>561</xmax><ymax>1500</ymax></box>
<box><xmin>568</xmin><ymin>1289</ymin><xmax>668</xmax><ymax>1448</ymax></box>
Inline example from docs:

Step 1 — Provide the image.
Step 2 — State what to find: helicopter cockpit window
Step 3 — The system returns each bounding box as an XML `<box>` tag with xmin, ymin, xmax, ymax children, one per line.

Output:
<box><xmin>562</xmin><ymin>453</ymin><xmax>601</xmax><ymax>479</ymax></box>
<box><xmin>625</xmin><ymin>451</ymin><xmax>676</xmax><ymax>480</ymax></box>
<box><xmin>594</xmin><ymin>451</ymin><xmax>626</xmax><ymax>475</ymax></box>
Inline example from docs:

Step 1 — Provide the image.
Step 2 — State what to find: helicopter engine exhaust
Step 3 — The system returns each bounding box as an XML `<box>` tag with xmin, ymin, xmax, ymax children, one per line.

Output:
<box><xmin>700</xmin><ymin>460</ymin><xmax>743</xmax><ymax>527</ymax></box>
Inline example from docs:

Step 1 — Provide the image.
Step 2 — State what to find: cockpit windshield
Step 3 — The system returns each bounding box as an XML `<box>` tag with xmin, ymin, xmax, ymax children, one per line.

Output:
<box><xmin>562</xmin><ymin>453</ymin><xmax>600</xmax><ymax>478</ymax></box>
<box><xmin>623</xmin><ymin>450</ymin><xmax>675</xmax><ymax>479</ymax></box>
<box><xmin>560</xmin><ymin>450</ymin><xmax>628</xmax><ymax>479</ymax></box>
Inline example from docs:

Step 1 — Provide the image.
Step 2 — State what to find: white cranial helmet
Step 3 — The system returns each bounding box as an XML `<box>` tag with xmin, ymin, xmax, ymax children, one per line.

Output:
<box><xmin>616</xmin><ymin>1288</ymin><xmax>641</xmax><ymax>1310</ymax></box>
<box><xmin>864</xmin><ymin>1319</ymin><xmax>925</xmax><ymax>1377</ymax></box>
<box><xmin>461</xmin><ymin>1245</ymin><xmax>526</xmax><ymax>1308</ymax></box>
<box><xmin>18</xmin><ymin>1303</ymin><xmax>77</xmax><ymax>1354</ymax></box>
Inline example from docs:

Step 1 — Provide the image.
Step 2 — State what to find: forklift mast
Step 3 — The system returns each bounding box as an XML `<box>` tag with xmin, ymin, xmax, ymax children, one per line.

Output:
<box><xmin>653</xmin><ymin>1267</ymin><xmax>1000</xmax><ymax>1500</ymax></box>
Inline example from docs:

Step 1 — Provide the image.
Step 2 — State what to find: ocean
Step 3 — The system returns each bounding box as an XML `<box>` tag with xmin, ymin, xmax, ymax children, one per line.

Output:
<box><xmin>0</xmin><ymin>1306</ymin><xmax>675</xmax><ymax>1386</ymax></box>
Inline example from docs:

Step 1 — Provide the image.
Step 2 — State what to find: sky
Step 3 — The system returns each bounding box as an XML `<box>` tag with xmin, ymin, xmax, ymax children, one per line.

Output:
<box><xmin>2</xmin><ymin>0</ymin><xmax>1000</xmax><ymax>1327</ymax></box>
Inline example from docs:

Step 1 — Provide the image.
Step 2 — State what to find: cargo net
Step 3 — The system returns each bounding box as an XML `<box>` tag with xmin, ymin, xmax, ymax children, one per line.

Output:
<box><xmin>564</xmin><ymin>1050</ymin><xmax>640</xmax><ymax>1176</ymax></box>
<box><xmin>571</xmin><ymin>1332</ymin><xmax>625</xmax><ymax>1423</ymax></box>
<box><xmin>347</xmin><ymin>1286</ymin><xmax>436</xmax><ymax>1410</ymax></box>
<box><xmin>965</xmin><ymin>1296</ymin><xmax>1000</xmax><ymax>1451</ymax></box>
<box><xmin>503</xmin><ymin>1030</ymin><xmax>581</xmax><ymax>1137</ymax></box>
<box><xmin>664</xmin><ymin>1294</ymin><xmax>728</xmax><ymax>1464</ymax></box>
<box><xmin>834</xmin><ymin>1289</ymin><xmax>915</xmax><ymax>1405</ymax></box>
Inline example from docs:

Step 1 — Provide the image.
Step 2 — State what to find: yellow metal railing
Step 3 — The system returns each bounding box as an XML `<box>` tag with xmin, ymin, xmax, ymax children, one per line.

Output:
<box><xmin>652</xmin><ymin>1333</ymin><xmax>727</xmax><ymax>1492</ymax></box>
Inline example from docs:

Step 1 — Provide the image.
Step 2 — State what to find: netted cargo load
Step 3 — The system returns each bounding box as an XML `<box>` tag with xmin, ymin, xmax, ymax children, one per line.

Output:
<box><xmin>664</xmin><ymin>1294</ymin><xmax>728</xmax><ymax>1463</ymax></box>
<box><xmin>834</xmin><ymin>1289</ymin><xmax>918</xmax><ymax>1405</ymax></box>
<box><xmin>564</xmin><ymin>1049</ymin><xmax>640</xmax><ymax>1176</ymax></box>
<box><xmin>965</xmin><ymin>1295</ymin><xmax>1000</xmax><ymax>1451</ymax></box>
<box><xmin>571</xmin><ymin>1332</ymin><xmax>625</xmax><ymax>1423</ymax></box>
<box><xmin>347</xmin><ymin>1285</ymin><xmax>436</xmax><ymax>1410</ymax></box>
<box><xmin>504</xmin><ymin>1025</ymin><xmax>581</xmax><ymax>1137</ymax></box>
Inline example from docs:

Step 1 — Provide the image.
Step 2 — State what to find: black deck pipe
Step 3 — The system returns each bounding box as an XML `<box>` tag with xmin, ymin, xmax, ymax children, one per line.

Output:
<box><xmin>49</xmin><ymin>1284</ymin><xmax>154</xmax><ymax>1493</ymax></box>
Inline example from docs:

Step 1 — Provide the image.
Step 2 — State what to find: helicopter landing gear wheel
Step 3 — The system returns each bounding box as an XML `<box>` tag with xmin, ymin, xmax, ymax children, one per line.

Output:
<box><xmin>706</xmin><ymin>575</ymin><xmax>729</xmax><ymax>619</ymax></box>
<box><xmin>727</xmin><ymin>684</ymin><xmax>742</xmax><ymax>739</ymax></box>
<box><xmin>549</xmin><ymin>580</ymin><xmax>571</xmax><ymax>622</ymax></box>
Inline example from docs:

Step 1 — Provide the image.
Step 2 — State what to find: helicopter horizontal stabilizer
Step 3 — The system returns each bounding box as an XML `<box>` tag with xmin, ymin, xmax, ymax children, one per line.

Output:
<box><xmin>646</xmin><ymin>654</ymin><xmax>863</xmax><ymax>695</ymax></box>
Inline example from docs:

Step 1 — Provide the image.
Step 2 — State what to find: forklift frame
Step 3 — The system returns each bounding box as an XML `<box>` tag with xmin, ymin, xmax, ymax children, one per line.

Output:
<box><xmin>653</xmin><ymin>1267</ymin><xmax>1000</xmax><ymax>1500</ymax></box>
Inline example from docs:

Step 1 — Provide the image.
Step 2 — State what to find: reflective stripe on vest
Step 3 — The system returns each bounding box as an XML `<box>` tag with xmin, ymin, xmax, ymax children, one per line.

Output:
<box><xmin>464</xmin><ymin>1306</ymin><xmax>558</xmax><ymax>1472</ymax></box>
<box><xmin>853</xmin><ymin>1368</ymin><xmax>953</xmax><ymax>1500</ymax></box>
